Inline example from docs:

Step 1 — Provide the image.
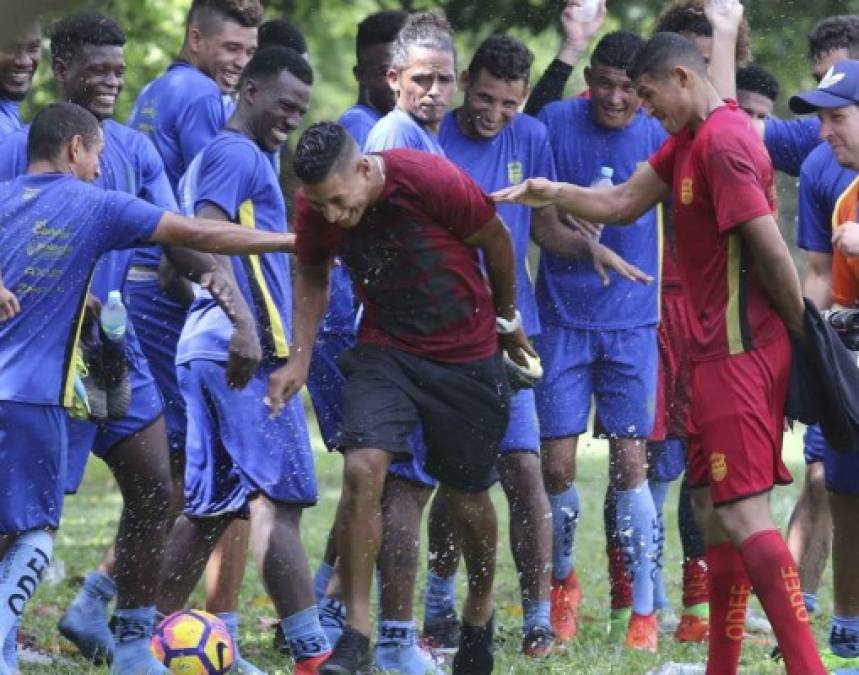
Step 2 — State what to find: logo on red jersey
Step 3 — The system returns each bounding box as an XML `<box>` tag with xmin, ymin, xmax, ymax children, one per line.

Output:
<box><xmin>681</xmin><ymin>177</ymin><xmax>694</xmax><ymax>205</ymax></box>
<box><xmin>710</xmin><ymin>452</ymin><xmax>728</xmax><ymax>482</ymax></box>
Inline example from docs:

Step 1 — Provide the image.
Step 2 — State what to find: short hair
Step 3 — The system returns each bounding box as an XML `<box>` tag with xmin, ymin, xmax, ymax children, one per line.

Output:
<box><xmin>590</xmin><ymin>31</ymin><xmax>645</xmax><ymax>73</ymax></box>
<box><xmin>390</xmin><ymin>11</ymin><xmax>456</xmax><ymax>72</ymax></box>
<box><xmin>357</xmin><ymin>11</ymin><xmax>408</xmax><ymax>60</ymax></box>
<box><xmin>50</xmin><ymin>12</ymin><xmax>126</xmax><ymax>63</ymax></box>
<box><xmin>294</xmin><ymin>122</ymin><xmax>357</xmax><ymax>184</ymax></box>
<box><xmin>808</xmin><ymin>15</ymin><xmax>859</xmax><ymax>61</ymax></box>
<box><xmin>239</xmin><ymin>46</ymin><xmax>314</xmax><ymax>88</ymax></box>
<box><xmin>28</xmin><ymin>101</ymin><xmax>100</xmax><ymax>162</ymax></box>
<box><xmin>258</xmin><ymin>20</ymin><xmax>307</xmax><ymax>55</ymax></box>
<box><xmin>467</xmin><ymin>34</ymin><xmax>533</xmax><ymax>84</ymax></box>
<box><xmin>629</xmin><ymin>32</ymin><xmax>709</xmax><ymax>82</ymax></box>
<box><xmin>736</xmin><ymin>64</ymin><xmax>779</xmax><ymax>101</ymax></box>
<box><xmin>654</xmin><ymin>0</ymin><xmax>752</xmax><ymax>66</ymax></box>
<box><xmin>187</xmin><ymin>0</ymin><xmax>262</xmax><ymax>33</ymax></box>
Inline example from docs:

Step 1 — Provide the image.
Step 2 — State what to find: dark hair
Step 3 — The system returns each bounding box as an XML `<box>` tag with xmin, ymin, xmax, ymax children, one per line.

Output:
<box><xmin>654</xmin><ymin>0</ymin><xmax>752</xmax><ymax>66</ymax></box>
<box><xmin>294</xmin><ymin>122</ymin><xmax>356</xmax><ymax>184</ymax></box>
<box><xmin>187</xmin><ymin>0</ymin><xmax>263</xmax><ymax>33</ymax></box>
<box><xmin>390</xmin><ymin>11</ymin><xmax>455</xmax><ymax>72</ymax></box>
<box><xmin>239</xmin><ymin>46</ymin><xmax>314</xmax><ymax>88</ymax></box>
<box><xmin>591</xmin><ymin>31</ymin><xmax>645</xmax><ymax>73</ymax></box>
<box><xmin>736</xmin><ymin>64</ymin><xmax>779</xmax><ymax>101</ymax></box>
<box><xmin>258</xmin><ymin>20</ymin><xmax>307</xmax><ymax>55</ymax></box>
<box><xmin>356</xmin><ymin>10</ymin><xmax>408</xmax><ymax>60</ymax></box>
<box><xmin>629</xmin><ymin>32</ymin><xmax>708</xmax><ymax>82</ymax></box>
<box><xmin>808</xmin><ymin>15</ymin><xmax>859</xmax><ymax>61</ymax></box>
<box><xmin>467</xmin><ymin>34</ymin><xmax>533</xmax><ymax>84</ymax></box>
<box><xmin>50</xmin><ymin>12</ymin><xmax>126</xmax><ymax>63</ymax></box>
<box><xmin>28</xmin><ymin>101</ymin><xmax>100</xmax><ymax>162</ymax></box>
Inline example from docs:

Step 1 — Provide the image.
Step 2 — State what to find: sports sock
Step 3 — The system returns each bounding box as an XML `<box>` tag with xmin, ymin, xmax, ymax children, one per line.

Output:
<box><xmin>739</xmin><ymin>530</ymin><xmax>825</xmax><ymax>674</ymax></box>
<box><xmin>2</xmin><ymin>618</ymin><xmax>19</xmax><ymax>671</ymax></box>
<box><xmin>548</xmin><ymin>486</ymin><xmax>579</xmax><ymax>582</ymax></box>
<box><xmin>604</xmin><ymin>486</ymin><xmax>632</xmax><ymax>610</ymax></box>
<box><xmin>649</xmin><ymin>479</ymin><xmax>671</xmax><ymax>611</ymax></box>
<box><xmin>522</xmin><ymin>599</ymin><xmax>551</xmax><ymax>634</ymax></box>
<box><xmin>682</xmin><ymin>557</ymin><xmax>710</xmax><ymax>611</ymax></box>
<box><xmin>803</xmin><ymin>591</ymin><xmax>819</xmax><ymax>616</ymax></box>
<box><xmin>281</xmin><ymin>605</ymin><xmax>331</xmax><ymax>662</ymax></box>
<box><xmin>314</xmin><ymin>561</ymin><xmax>335</xmax><ymax>604</ymax></box>
<box><xmin>706</xmin><ymin>542</ymin><xmax>748</xmax><ymax>674</ymax></box>
<box><xmin>217</xmin><ymin>611</ymin><xmax>265</xmax><ymax>674</ymax></box>
<box><xmin>58</xmin><ymin>569</ymin><xmax>116</xmax><ymax>657</ymax></box>
<box><xmin>317</xmin><ymin>596</ymin><xmax>346</xmax><ymax>648</ymax></box>
<box><xmin>830</xmin><ymin>615</ymin><xmax>859</xmax><ymax>658</ymax></box>
<box><xmin>111</xmin><ymin>606</ymin><xmax>168</xmax><ymax>674</ymax></box>
<box><xmin>615</xmin><ymin>481</ymin><xmax>657</xmax><ymax>617</ymax></box>
<box><xmin>376</xmin><ymin>620</ymin><xmax>438</xmax><ymax>675</ymax></box>
<box><xmin>0</xmin><ymin>531</ymin><xmax>52</xmax><ymax>644</ymax></box>
<box><xmin>424</xmin><ymin>572</ymin><xmax>456</xmax><ymax>624</ymax></box>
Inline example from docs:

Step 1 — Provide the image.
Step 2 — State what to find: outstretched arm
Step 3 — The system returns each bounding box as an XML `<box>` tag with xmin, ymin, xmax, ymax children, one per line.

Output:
<box><xmin>705</xmin><ymin>0</ymin><xmax>743</xmax><ymax>101</ymax></box>
<box><xmin>150</xmin><ymin>211</ymin><xmax>296</xmax><ymax>255</ymax></box>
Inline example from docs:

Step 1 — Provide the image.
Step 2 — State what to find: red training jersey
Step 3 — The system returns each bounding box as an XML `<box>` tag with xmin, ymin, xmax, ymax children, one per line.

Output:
<box><xmin>649</xmin><ymin>101</ymin><xmax>787</xmax><ymax>361</ymax></box>
<box><xmin>830</xmin><ymin>176</ymin><xmax>859</xmax><ymax>306</ymax></box>
<box><xmin>295</xmin><ymin>149</ymin><xmax>498</xmax><ymax>363</ymax></box>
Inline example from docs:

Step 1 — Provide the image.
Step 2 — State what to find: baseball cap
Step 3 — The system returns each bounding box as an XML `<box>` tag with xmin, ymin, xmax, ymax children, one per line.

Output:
<box><xmin>789</xmin><ymin>59</ymin><xmax>859</xmax><ymax>114</ymax></box>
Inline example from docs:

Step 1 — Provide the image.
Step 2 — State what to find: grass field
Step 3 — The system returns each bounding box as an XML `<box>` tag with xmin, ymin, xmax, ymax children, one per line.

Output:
<box><xmin>18</xmin><ymin>421</ymin><xmax>831</xmax><ymax>674</ymax></box>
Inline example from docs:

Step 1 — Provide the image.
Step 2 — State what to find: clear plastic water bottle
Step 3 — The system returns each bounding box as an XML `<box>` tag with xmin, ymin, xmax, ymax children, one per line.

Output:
<box><xmin>100</xmin><ymin>290</ymin><xmax>127</xmax><ymax>343</ymax></box>
<box><xmin>588</xmin><ymin>166</ymin><xmax>614</xmax><ymax>240</ymax></box>
<box><xmin>572</xmin><ymin>0</ymin><xmax>600</xmax><ymax>23</ymax></box>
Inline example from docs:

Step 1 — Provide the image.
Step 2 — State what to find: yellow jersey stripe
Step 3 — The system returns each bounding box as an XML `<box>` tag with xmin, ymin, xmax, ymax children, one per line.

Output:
<box><xmin>62</xmin><ymin>278</ymin><xmax>94</xmax><ymax>408</ymax></box>
<box><xmin>725</xmin><ymin>233</ymin><xmax>745</xmax><ymax>355</ymax></box>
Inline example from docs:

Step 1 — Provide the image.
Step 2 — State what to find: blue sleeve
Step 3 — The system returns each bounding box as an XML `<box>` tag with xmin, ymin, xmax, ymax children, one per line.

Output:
<box><xmin>176</xmin><ymin>94</ymin><xmax>225</xmax><ymax>170</ymax></box>
<box><xmin>364</xmin><ymin>122</ymin><xmax>414</xmax><ymax>152</ymax></box>
<box><xmin>764</xmin><ymin>117</ymin><xmax>822</xmax><ymax>177</ymax></box>
<box><xmin>138</xmin><ymin>136</ymin><xmax>178</xmax><ymax>211</ymax></box>
<box><xmin>194</xmin><ymin>141</ymin><xmax>255</xmax><ymax>220</ymax></box>
<box><xmin>0</xmin><ymin>131</ymin><xmax>29</xmax><ymax>181</ymax></box>
<box><xmin>99</xmin><ymin>191</ymin><xmax>164</xmax><ymax>253</ymax></box>
<box><xmin>797</xmin><ymin>158</ymin><xmax>834</xmax><ymax>253</ymax></box>
<box><xmin>340</xmin><ymin>115</ymin><xmax>374</xmax><ymax>150</ymax></box>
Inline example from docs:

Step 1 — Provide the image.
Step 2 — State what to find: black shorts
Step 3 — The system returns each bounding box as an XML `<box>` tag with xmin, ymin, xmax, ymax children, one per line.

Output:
<box><xmin>335</xmin><ymin>344</ymin><xmax>511</xmax><ymax>492</ymax></box>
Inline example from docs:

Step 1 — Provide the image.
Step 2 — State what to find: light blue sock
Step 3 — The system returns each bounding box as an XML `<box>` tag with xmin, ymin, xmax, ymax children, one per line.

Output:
<box><xmin>217</xmin><ymin>612</ymin><xmax>264</xmax><ymax>674</ymax></box>
<box><xmin>58</xmin><ymin>569</ymin><xmax>116</xmax><ymax>661</ymax></box>
<box><xmin>522</xmin><ymin>599</ymin><xmax>551</xmax><ymax>634</ymax></box>
<box><xmin>831</xmin><ymin>615</ymin><xmax>859</xmax><ymax>658</ymax></box>
<box><xmin>281</xmin><ymin>605</ymin><xmax>331</xmax><ymax>662</ymax></box>
<box><xmin>111</xmin><ymin>606</ymin><xmax>168</xmax><ymax>674</ymax></box>
<box><xmin>803</xmin><ymin>591</ymin><xmax>819</xmax><ymax>615</ymax></box>
<box><xmin>317</xmin><ymin>596</ymin><xmax>346</xmax><ymax>648</ymax></box>
<box><xmin>423</xmin><ymin>572</ymin><xmax>456</xmax><ymax>624</ymax></box>
<box><xmin>616</xmin><ymin>481</ymin><xmax>657</xmax><ymax>617</ymax></box>
<box><xmin>548</xmin><ymin>486</ymin><xmax>579</xmax><ymax>582</ymax></box>
<box><xmin>376</xmin><ymin>620</ymin><xmax>439</xmax><ymax>675</ymax></box>
<box><xmin>649</xmin><ymin>479</ymin><xmax>671</xmax><ymax>611</ymax></box>
<box><xmin>0</xmin><ymin>530</ymin><xmax>52</xmax><ymax>643</ymax></box>
<box><xmin>2</xmin><ymin>618</ymin><xmax>20</xmax><ymax>671</ymax></box>
<box><xmin>314</xmin><ymin>562</ymin><xmax>335</xmax><ymax>603</ymax></box>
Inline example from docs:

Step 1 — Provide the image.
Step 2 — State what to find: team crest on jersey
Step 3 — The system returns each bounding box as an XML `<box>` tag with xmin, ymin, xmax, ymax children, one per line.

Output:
<box><xmin>507</xmin><ymin>160</ymin><xmax>523</xmax><ymax>184</ymax></box>
<box><xmin>681</xmin><ymin>177</ymin><xmax>694</xmax><ymax>205</ymax></box>
<box><xmin>23</xmin><ymin>187</ymin><xmax>40</xmax><ymax>201</ymax></box>
<box><xmin>710</xmin><ymin>453</ymin><xmax>728</xmax><ymax>482</ymax></box>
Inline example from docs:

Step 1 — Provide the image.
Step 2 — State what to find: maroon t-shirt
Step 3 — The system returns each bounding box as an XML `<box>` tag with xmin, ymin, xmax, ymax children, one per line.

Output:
<box><xmin>295</xmin><ymin>149</ymin><xmax>498</xmax><ymax>363</ymax></box>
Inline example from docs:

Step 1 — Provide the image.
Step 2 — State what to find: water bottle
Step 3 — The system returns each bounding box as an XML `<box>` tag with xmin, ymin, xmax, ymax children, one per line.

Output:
<box><xmin>572</xmin><ymin>0</ymin><xmax>600</xmax><ymax>23</ymax></box>
<box><xmin>588</xmin><ymin>166</ymin><xmax>614</xmax><ymax>240</ymax></box>
<box><xmin>100</xmin><ymin>290</ymin><xmax>127</xmax><ymax>343</ymax></box>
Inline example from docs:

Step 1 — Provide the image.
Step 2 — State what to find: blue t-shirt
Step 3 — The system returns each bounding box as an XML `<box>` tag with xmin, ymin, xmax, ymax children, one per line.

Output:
<box><xmin>365</xmin><ymin>107</ymin><xmax>445</xmax><ymax>155</ymax></box>
<box><xmin>439</xmin><ymin>110</ymin><xmax>556</xmax><ymax>337</ymax></box>
<box><xmin>536</xmin><ymin>98</ymin><xmax>666</xmax><ymax>329</ymax></box>
<box><xmin>0</xmin><ymin>98</ymin><xmax>21</xmax><ymax>138</ymax></box>
<box><xmin>0</xmin><ymin>174</ymin><xmax>162</xmax><ymax>407</ymax></box>
<box><xmin>0</xmin><ymin>119</ymin><xmax>177</xmax><ymax>302</ymax></box>
<box><xmin>176</xmin><ymin>130</ymin><xmax>292</xmax><ymax>366</ymax></box>
<box><xmin>797</xmin><ymin>142</ymin><xmax>859</xmax><ymax>254</ymax></box>
<box><xmin>340</xmin><ymin>103</ymin><xmax>381</xmax><ymax>151</ymax></box>
<box><xmin>764</xmin><ymin>117</ymin><xmax>822</xmax><ymax>177</ymax></box>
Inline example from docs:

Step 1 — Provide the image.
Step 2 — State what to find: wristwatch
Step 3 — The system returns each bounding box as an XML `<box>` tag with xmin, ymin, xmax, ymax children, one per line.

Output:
<box><xmin>496</xmin><ymin>310</ymin><xmax>522</xmax><ymax>335</ymax></box>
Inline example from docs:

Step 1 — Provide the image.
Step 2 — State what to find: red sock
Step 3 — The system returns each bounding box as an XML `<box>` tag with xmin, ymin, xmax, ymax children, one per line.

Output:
<box><xmin>607</xmin><ymin>543</ymin><xmax>632</xmax><ymax>610</ymax></box>
<box><xmin>682</xmin><ymin>556</ymin><xmax>709</xmax><ymax>609</ymax></box>
<box><xmin>739</xmin><ymin>530</ymin><xmax>824</xmax><ymax>675</ymax></box>
<box><xmin>705</xmin><ymin>542</ymin><xmax>749</xmax><ymax>675</ymax></box>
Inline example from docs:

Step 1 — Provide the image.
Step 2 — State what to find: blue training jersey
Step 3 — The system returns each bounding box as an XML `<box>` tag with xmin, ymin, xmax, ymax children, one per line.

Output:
<box><xmin>176</xmin><ymin>129</ymin><xmax>293</xmax><ymax>366</ymax></box>
<box><xmin>764</xmin><ymin>117</ymin><xmax>822</xmax><ymax>177</ymax></box>
<box><xmin>0</xmin><ymin>174</ymin><xmax>162</xmax><ymax>407</ymax></box>
<box><xmin>364</xmin><ymin>107</ymin><xmax>445</xmax><ymax>155</ymax></box>
<box><xmin>0</xmin><ymin>97</ymin><xmax>22</xmax><ymax>138</ymax></box>
<box><xmin>439</xmin><ymin>110</ymin><xmax>556</xmax><ymax>337</ymax></box>
<box><xmin>536</xmin><ymin>98</ymin><xmax>666</xmax><ymax>329</ymax></box>
<box><xmin>340</xmin><ymin>103</ymin><xmax>381</xmax><ymax>151</ymax></box>
<box><xmin>798</xmin><ymin>142</ymin><xmax>859</xmax><ymax>254</ymax></box>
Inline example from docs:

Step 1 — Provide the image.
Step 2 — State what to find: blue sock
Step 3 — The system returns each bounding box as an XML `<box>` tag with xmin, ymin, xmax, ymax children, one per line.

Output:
<box><xmin>831</xmin><ymin>615</ymin><xmax>859</xmax><ymax>658</ymax></box>
<box><xmin>317</xmin><ymin>596</ymin><xmax>346</xmax><ymax>649</ymax></box>
<box><xmin>281</xmin><ymin>605</ymin><xmax>331</xmax><ymax>662</ymax></box>
<box><xmin>649</xmin><ymin>480</ymin><xmax>671</xmax><ymax>611</ymax></box>
<box><xmin>548</xmin><ymin>486</ymin><xmax>579</xmax><ymax>582</ymax></box>
<box><xmin>616</xmin><ymin>481</ymin><xmax>657</xmax><ymax>617</ymax></box>
<box><xmin>217</xmin><ymin>612</ymin><xmax>264</xmax><ymax>673</ymax></box>
<box><xmin>314</xmin><ymin>562</ymin><xmax>335</xmax><ymax>603</ymax></box>
<box><xmin>803</xmin><ymin>591</ymin><xmax>819</xmax><ymax>615</ymax></box>
<box><xmin>376</xmin><ymin>620</ymin><xmax>439</xmax><ymax>674</ymax></box>
<box><xmin>3</xmin><ymin>617</ymin><xmax>20</xmax><ymax>671</ymax></box>
<box><xmin>111</xmin><ymin>606</ymin><xmax>168</xmax><ymax>674</ymax></box>
<box><xmin>423</xmin><ymin>572</ymin><xmax>456</xmax><ymax>624</ymax></box>
<box><xmin>0</xmin><ymin>531</ymin><xmax>52</xmax><ymax>644</ymax></box>
<box><xmin>522</xmin><ymin>599</ymin><xmax>551</xmax><ymax>634</ymax></box>
<box><xmin>58</xmin><ymin>569</ymin><xmax>116</xmax><ymax>660</ymax></box>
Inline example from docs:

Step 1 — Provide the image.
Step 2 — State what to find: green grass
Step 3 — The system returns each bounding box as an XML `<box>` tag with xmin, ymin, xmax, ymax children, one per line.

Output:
<box><xmin>20</xmin><ymin>424</ymin><xmax>830</xmax><ymax>674</ymax></box>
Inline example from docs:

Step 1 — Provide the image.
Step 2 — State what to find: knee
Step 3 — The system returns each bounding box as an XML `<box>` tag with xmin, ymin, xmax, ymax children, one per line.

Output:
<box><xmin>807</xmin><ymin>463</ymin><xmax>828</xmax><ymax>500</ymax></box>
<box><xmin>500</xmin><ymin>454</ymin><xmax>548</xmax><ymax>509</ymax></box>
<box><xmin>342</xmin><ymin>451</ymin><xmax>388</xmax><ymax>505</ymax></box>
<box><xmin>541</xmin><ymin>442</ymin><xmax>575</xmax><ymax>493</ymax></box>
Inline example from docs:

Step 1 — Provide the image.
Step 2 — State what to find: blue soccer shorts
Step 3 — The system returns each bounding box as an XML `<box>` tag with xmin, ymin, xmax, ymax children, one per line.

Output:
<box><xmin>806</xmin><ymin>424</ymin><xmax>859</xmax><ymax>496</ymax></box>
<box><xmin>306</xmin><ymin>330</ymin><xmax>356</xmax><ymax>450</ymax></box>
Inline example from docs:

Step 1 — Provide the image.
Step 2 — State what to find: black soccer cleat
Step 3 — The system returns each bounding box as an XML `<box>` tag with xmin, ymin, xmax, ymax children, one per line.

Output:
<box><xmin>319</xmin><ymin>626</ymin><xmax>371</xmax><ymax>675</ymax></box>
<box><xmin>452</xmin><ymin>615</ymin><xmax>494</xmax><ymax>675</ymax></box>
<box><xmin>421</xmin><ymin>611</ymin><xmax>461</xmax><ymax>655</ymax></box>
<box><xmin>522</xmin><ymin>624</ymin><xmax>554</xmax><ymax>658</ymax></box>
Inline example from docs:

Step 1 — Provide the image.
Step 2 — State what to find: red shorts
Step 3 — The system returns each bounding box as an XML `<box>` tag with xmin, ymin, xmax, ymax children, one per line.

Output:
<box><xmin>687</xmin><ymin>335</ymin><xmax>793</xmax><ymax>505</ymax></box>
<box><xmin>650</xmin><ymin>288</ymin><xmax>693</xmax><ymax>442</ymax></box>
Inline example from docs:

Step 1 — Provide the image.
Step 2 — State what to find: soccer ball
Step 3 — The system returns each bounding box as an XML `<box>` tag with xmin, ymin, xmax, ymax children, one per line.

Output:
<box><xmin>151</xmin><ymin>610</ymin><xmax>235</xmax><ymax>674</ymax></box>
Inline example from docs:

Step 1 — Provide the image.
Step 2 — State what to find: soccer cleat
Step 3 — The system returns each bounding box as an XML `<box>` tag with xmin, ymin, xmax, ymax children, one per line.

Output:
<box><xmin>550</xmin><ymin>570</ymin><xmax>583</xmax><ymax>641</ymax></box>
<box><xmin>294</xmin><ymin>651</ymin><xmax>332</xmax><ymax>675</ymax></box>
<box><xmin>521</xmin><ymin>625</ymin><xmax>554</xmax><ymax>658</ymax></box>
<box><xmin>421</xmin><ymin>611</ymin><xmax>460</xmax><ymax>655</ymax></box>
<box><xmin>673</xmin><ymin>614</ymin><xmax>709</xmax><ymax>643</ymax></box>
<box><xmin>625</xmin><ymin>612</ymin><xmax>658</xmax><ymax>653</ymax></box>
<box><xmin>57</xmin><ymin>602</ymin><xmax>115</xmax><ymax>664</ymax></box>
<box><xmin>452</xmin><ymin>616</ymin><xmax>493</xmax><ymax>675</ymax></box>
<box><xmin>375</xmin><ymin>641</ymin><xmax>443</xmax><ymax>675</ymax></box>
<box><xmin>646</xmin><ymin>662</ymin><xmax>705</xmax><ymax>675</ymax></box>
<box><xmin>608</xmin><ymin>607</ymin><xmax>631</xmax><ymax>642</ymax></box>
<box><xmin>656</xmin><ymin>608</ymin><xmax>680</xmax><ymax>635</ymax></box>
<box><xmin>319</xmin><ymin>627</ymin><xmax>371</xmax><ymax>675</ymax></box>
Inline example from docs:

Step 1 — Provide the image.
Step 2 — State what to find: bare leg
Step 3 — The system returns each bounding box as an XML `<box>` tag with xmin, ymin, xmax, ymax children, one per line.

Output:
<box><xmin>829</xmin><ymin>493</ymin><xmax>859</xmax><ymax>618</ymax></box>
<box><xmin>204</xmin><ymin>520</ymin><xmax>251</xmax><ymax>614</ymax></box>
<box><xmin>426</xmin><ymin>488</ymin><xmax>460</xmax><ymax>580</ymax></box>
<box><xmin>785</xmin><ymin>462</ymin><xmax>831</xmax><ymax>600</ymax></box>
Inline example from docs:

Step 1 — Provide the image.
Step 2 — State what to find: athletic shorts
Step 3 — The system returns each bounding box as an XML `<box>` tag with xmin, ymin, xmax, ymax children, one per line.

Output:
<box><xmin>647</xmin><ymin>438</ymin><xmax>687</xmax><ymax>483</ymax></box>
<box><xmin>306</xmin><ymin>330</ymin><xmax>356</xmax><ymax>450</ymax></box>
<box><xmin>535</xmin><ymin>324</ymin><xmax>658</xmax><ymax>439</ymax></box>
<box><xmin>336</xmin><ymin>345</ymin><xmax>510</xmax><ymax>493</ymax></box>
<box><xmin>650</xmin><ymin>290</ymin><xmax>692</xmax><ymax>442</ymax></box>
<box><xmin>127</xmin><ymin>277</ymin><xmax>188</xmax><ymax>453</ymax></box>
<box><xmin>65</xmin><ymin>329</ymin><xmax>165</xmax><ymax>494</ymax></box>
<box><xmin>0</xmin><ymin>402</ymin><xmax>68</xmax><ymax>533</ymax></box>
<box><xmin>179</xmin><ymin>359</ymin><xmax>317</xmax><ymax>517</ymax></box>
<box><xmin>687</xmin><ymin>336</ymin><xmax>793</xmax><ymax>506</ymax></box>
<box><xmin>803</xmin><ymin>424</ymin><xmax>826</xmax><ymax>464</ymax></box>
<box><xmin>804</xmin><ymin>424</ymin><xmax>859</xmax><ymax>495</ymax></box>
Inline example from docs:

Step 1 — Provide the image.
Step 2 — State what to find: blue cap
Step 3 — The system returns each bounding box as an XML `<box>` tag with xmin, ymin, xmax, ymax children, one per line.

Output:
<box><xmin>789</xmin><ymin>60</ymin><xmax>859</xmax><ymax>114</ymax></box>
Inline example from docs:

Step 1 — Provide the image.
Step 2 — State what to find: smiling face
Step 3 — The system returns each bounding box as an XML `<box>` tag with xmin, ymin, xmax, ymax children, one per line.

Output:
<box><xmin>245</xmin><ymin>69</ymin><xmax>311</xmax><ymax>153</ymax></box>
<box><xmin>459</xmin><ymin>67</ymin><xmax>527</xmax><ymax>139</ymax></box>
<box><xmin>635</xmin><ymin>70</ymin><xmax>694</xmax><ymax>136</ymax></box>
<box><xmin>389</xmin><ymin>45</ymin><xmax>456</xmax><ymax>129</ymax></box>
<box><xmin>56</xmin><ymin>44</ymin><xmax>125</xmax><ymax>121</ymax></box>
<box><xmin>820</xmin><ymin>104</ymin><xmax>859</xmax><ymax>171</ymax></box>
<box><xmin>191</xmin><ymin>19</ymin><xmax>257</xmax><ymax>94</ymax></box>
<box><xmin>303</xmin><ymin>156</ymin><xmax>377</xmax><ymax>229</ymax></box>
<box><xmin>0</xmin><ymin>25</ymin><xmax>41</xmax><ymax>101</ymax></box>
<box><xmin>584</xmin><ymin>63</ymin><xmax>640</xmax><ymax>130</ymax></box>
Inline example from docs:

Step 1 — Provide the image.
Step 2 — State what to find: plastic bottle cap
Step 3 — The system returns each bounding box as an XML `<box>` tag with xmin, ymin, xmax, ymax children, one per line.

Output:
<box><xmin>107</xmin><ymin>290</ymin><xmax>122</xmax><ymax>304</ymax></box>
<box><xmin>601</xmin><ymin>166</ymin><xmax>614</xmax><ymax>178</ymax></box>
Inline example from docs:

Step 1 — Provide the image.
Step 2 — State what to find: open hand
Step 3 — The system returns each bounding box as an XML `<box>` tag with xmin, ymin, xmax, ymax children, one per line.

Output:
<box><xmin>265</xmin><ymin>359</ymin><xmax>309</xmax><ymax>417</ymax></box>
<box><xmin>492</xmin><ymin>178</ymin><xmax>560</xmax><ymax>208</ymax></box>
<box><xmin>226</xmin><ymin>321</ymin><xmax>262</xmax><ymax>390</ymax></box>
<box><xmin>591</xmin><ymin>242</ymin><xmax>653</xmax><ymax>286</ymax></box>
<box><xmin>705</xmin><ymin>0</ymin><xmax>744</xmax><ymax>34</ymax></box>
<box><xmin>0</xmin><ymin>287</ymin><xmax>19</xmax><ymax>321</ymax></box>
<box><xmin>834</xmin><ymin>221</ymin><xmax>859</xmax><ymax>257</ymax></box>
<box><xmin>561</xmin><ymin>0</ymin><xmax>608</xmax><ymax>51</ymax></box>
